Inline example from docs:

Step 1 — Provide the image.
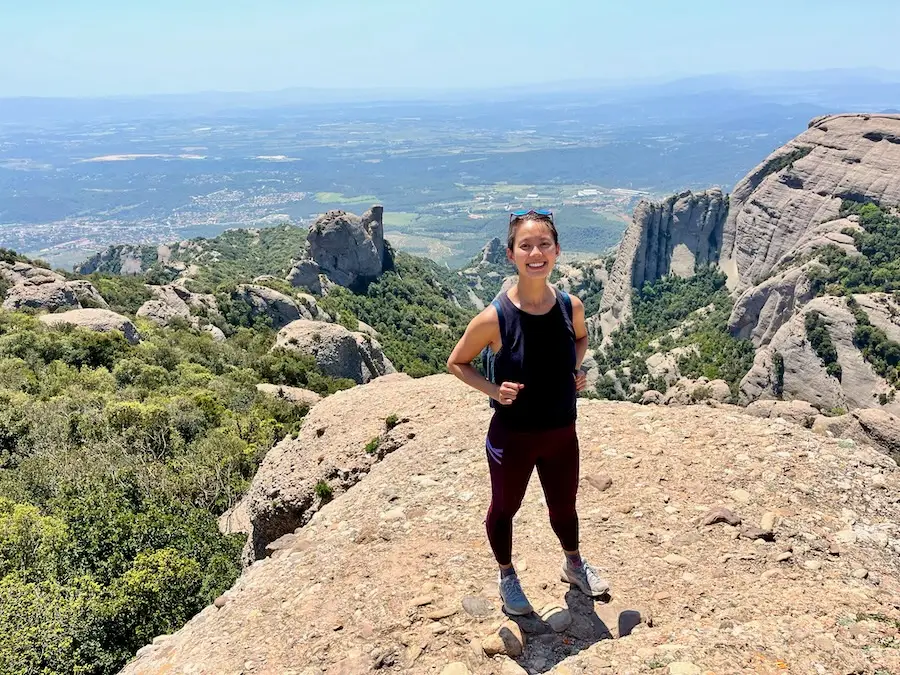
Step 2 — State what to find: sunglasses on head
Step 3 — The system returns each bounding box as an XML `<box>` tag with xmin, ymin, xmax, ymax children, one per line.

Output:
<box><xmin>509</xmin><ymin>208</ymin><xmax>553</xmax><ymax>224</ymax></box>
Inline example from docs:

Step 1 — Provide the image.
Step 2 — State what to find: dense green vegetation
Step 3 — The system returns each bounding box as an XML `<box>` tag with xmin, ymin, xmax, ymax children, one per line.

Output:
<box><xmin>772</xmin><ymin>351</ymin><xmax>785</xmax><ymax>397</ymax></box>
<box><xmin>804</xmin><ymin>310</ymin><xmax>842</xmax><ymax>381</ymax></box>
<box><xmin>0</xmin><ymin>308</ymin><xmax>352</xmax><ymax>674</ymax></box>
<box><xmin>319</xmin><ymin>250</ymin><xmax>471</xmax><ymax>377</ymax></box>
<box><xmin>847</xmin><ymin>297</ymin><xmax>900</xmax><ymax>398</ymax></box>
<box><xmin>183</xmin><ymin>225</ymin><xmax>310</xmax><ymax>292</ymax></box>
<box><xmin>595</xmin><ymin>268</ymin><xmax>755</xmax><ymax>400</ymax></box>
<box><xmin>806</xmin><ymin>202</ymin><xmax>900</xmax><ymax>296</ymax></box>
<box><xmin>759</xmin><ymin>145</ymin><xmax>813</xmax><ymax>179</ymax></box>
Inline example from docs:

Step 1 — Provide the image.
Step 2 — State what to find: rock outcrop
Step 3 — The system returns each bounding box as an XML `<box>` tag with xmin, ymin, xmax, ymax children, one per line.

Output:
<box><xmin>739</xmin><ymin>295</ymin><xmax>900</xmax><ymax>416</ymax></box>
<box><xmin>719</xmin><ymin>114</ymin><xmax>900</xmax><ymax>294</ymax></box>
<box><xmin>121</xmin><ymin>375</ymin><xmax>900</xmax><ymax>675</ymax></box>
<box><xmin>659</xmin><ymin>377</ymin><xmax>731</xmax><ymax>405</ymax></box>
<box><xmin>743</xmin><ymin>399</ymin><xmax>820</xmax><ymax>428</ymax></box>
<box><xmin>727</xmin><ymin>261</ymin><xmax>823</xmax><ymax>347</ymax></box>
<box><xmin>596</xmin><ymin>189</ymin><xmax>727</xmax><ymax>341</ymax></box>
<box><xmin>306</xmin><ymin>205</ymin><xmax>387</xmax><ymax>287</ymax></box>
<box><xmin>75</xmin><ymin>244</ymin><xmax>155</xmax><ymax>275</ymax></box>
<box><xmin>479</xmin><ymin>237</ymin><xmax>506</xmax><ymax>265</ymax></box>
<box><xmin>285</xmin><ymin>258</ymin><xmax>323</xmax><ymax>295</ymax></box>
<box><xmin>1</xmin><ymin>260</ymin><xmax>109</xmax><ymax>313</ymax></box>
<box><xmin>2</xmin><ymin>279</ymin><xmax>81</xmax><ymax>312</ymax></box>
<box><xmin>39</xmin><ymin>309</ymin><xmax>141</xmax><ymax>345</ymax></box>
<box><xmin>593</xmin><ymin>114</ymin><xmax>900</xmax><ymax>414</ymax></box>
<box><xmin>136</xmin><ymin>284</ymin><xmax>226</xmax><ymax>340</ymax></box>
<box><xmin>232</xmin><ymin>284</ymin><xmax>304</xmax><ymax>329</ymax></box>
<box><xmin>275</xmin><ymin>319</ymin><xmax>395</xmax><ymax>384</ymax></box>
<box><xmin>812</xmin><ymin>408</ymin><xmax>900</xmax><ymax>461</ymax></box>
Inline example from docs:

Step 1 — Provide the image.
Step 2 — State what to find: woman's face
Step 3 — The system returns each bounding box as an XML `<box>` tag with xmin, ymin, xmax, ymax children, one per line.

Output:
<box><xmin>507</xmin><ymin>219</ymin><xmax>559</xmax><ymax>279</ymax></box>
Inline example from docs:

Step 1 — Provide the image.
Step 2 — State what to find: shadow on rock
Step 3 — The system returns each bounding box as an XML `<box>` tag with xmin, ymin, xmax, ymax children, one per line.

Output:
<box><xmin>502</xmin><ymin>588</ymin><xmax>648</xmax><ymax>673</ymax></box>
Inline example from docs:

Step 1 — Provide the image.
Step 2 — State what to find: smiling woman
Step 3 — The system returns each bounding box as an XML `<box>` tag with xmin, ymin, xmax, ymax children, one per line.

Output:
<box><xmin>446</xmin><ymin>210</ymin><xmax>609</xmax><ymax>617</ymax></box>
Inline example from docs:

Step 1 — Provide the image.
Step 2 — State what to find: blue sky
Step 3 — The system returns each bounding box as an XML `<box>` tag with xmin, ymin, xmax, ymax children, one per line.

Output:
<box><xmin>1</xmin><ymin>0</ymin><xmax>899</xmax><ymax>97</ymax></box>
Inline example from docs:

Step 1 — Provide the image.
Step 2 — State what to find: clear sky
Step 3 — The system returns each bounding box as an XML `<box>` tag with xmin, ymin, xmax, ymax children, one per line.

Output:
<box><xmin>2</xmin><ymin>0</ymin><xmax>899</xmax><ymax>97</ymax></box>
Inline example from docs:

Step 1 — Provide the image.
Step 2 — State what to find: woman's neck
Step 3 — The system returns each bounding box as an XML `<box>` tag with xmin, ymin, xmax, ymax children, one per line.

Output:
<box><xmin>513</xmin><ymin>277</ymin><xmax>552</xmax><ymax>311</ymax></box>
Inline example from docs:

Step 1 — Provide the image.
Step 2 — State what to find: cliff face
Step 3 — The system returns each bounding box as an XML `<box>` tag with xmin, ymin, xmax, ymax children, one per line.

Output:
<box><xmin>740</xmin><ymin>293</ymin><xmax>900</xmax><ymax>416</ymax></box>
<box><xmin>120</xmin><ymin>374</ymin><xmax>900</xmax><ymax>675</ymax></box>
<box><xmin>598</xmin><ymin>114</ymin><xmax>900</xmax><ymax>343</ymax></box>
<box><xmin>596</xmin><ymin>189</ymin><xmax>727</xmax><ymax>341</ymax></box>
<box><xmin>720</xmin><ymin>114</ymin><xmax>900</xmax><ymax>294</ymax></box>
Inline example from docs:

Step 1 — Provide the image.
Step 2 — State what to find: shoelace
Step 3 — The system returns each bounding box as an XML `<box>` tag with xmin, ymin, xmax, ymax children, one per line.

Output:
<box><xmin>502</xmin><ymin>575</ymin><xmax>527</xmax><ymax>602</ymax></box>
<box><xmin>582</xmin><ymin>561</ymin><xmax>606</xmax><ymax>589</ymax></box>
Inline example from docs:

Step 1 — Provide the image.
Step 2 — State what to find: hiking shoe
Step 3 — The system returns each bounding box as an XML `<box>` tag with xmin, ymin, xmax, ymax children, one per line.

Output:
<box><xmin>561</xmin><ymin>559</ymin><xmax>610</xmax><ymax>597</ymax></box>
<box><xmin>498</xmin><ymin>572</ymin><xmax>533</xmax><ymax>615</ymax></box>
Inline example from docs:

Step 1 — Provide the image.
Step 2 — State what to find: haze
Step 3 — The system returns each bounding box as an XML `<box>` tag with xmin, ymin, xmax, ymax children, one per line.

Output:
<box><xmin>3</xmin><ymin>0</ymin><xmax>900</xmax><ymax>97</ymax></box>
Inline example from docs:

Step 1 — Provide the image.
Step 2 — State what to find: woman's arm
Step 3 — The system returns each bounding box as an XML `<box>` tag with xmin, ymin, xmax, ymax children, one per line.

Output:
<box><xmin>446</xmin><ymin>306</ymin><xmax>522</xmax><ymax>405</ymax></box>
<box><xmin>571</xmin><ymin>295</ymin><xmax>590</xmax><ymax>392</ymax></box>
<box><xmin>571</xmin><ymin>295</ymin><xmax>589</xmax><ymax>369</ymax></box>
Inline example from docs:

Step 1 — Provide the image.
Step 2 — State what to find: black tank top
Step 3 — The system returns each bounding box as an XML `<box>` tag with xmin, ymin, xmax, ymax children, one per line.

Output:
<box><xmin>484</xmin><ymin>287</ymin><xmax>577</xmax><ymax>431</ymax></box>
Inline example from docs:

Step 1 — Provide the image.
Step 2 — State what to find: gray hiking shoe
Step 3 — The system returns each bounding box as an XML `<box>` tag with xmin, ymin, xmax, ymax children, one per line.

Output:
<box><xmin>561</xmin><ymin>559</ymin><xmax>610</xmax><ymax>597</ymax></box>
<box><xmin>498</xmin><ymin>572</ymin><xmax>533</xmax><ymax>615</ymax></box>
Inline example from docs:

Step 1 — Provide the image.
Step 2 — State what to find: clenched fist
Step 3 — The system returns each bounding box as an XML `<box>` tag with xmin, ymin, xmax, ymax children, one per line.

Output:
<box><xmin>495</xmin><ymin>381</ymin><xmax>524</xmax><ymax>405</ymax></box>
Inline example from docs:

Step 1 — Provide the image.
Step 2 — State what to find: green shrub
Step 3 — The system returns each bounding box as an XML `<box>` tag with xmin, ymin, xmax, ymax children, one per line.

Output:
<box><xmin>314</xmin><ymin>480</ymin><xmax>333</xmax><ymax>502</ymax></box>
<box><xmin>384</xmin><ymin>413</ymin><xmax>399</xmax><ymax>430</ymax></box>
<box><xmin>365</xmin><ymin>437</ymin><xmax>381</xmax><ymax>454</ymax></box>
<box><xmin>772</xmin><ymin>351</ymin><xmax>785</xmax><ymax>397</ymax></box>
<box><xmin>804</xmin><ymin>310</ymin><xmax>841</xmax><ymax>381</ymax></box>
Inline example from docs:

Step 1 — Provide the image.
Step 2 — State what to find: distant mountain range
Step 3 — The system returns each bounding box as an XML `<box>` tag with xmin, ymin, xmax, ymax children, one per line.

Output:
<box><xmin>2</xmin><ymin>68</ymin><xmax>900</xmax><ymax>124</ymax></box>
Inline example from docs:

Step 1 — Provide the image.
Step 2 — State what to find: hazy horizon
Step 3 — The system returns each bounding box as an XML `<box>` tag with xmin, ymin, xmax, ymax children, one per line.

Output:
<box><xmin>3</xmin><ymin>0</ymin><xmax>900</xmax><ymax>98</ymax></box>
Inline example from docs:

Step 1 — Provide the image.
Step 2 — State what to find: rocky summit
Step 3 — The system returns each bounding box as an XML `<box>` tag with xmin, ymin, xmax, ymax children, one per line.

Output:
<box><xmin>598</xmin><ymin>114</ymin><xmax>900</xmax><ymax>339</ymax></box>
<box><xmin>121</xmin><ymin>375</ymin><xmax>900</xmax><ymax>675</ymax></box>
<box><xmin>593</xmin><ymin>113</ymin><xmax>900</xmax><ymax>417</ymax></box>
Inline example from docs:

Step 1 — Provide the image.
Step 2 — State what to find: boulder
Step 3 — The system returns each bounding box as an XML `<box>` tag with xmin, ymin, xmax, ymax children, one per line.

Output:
<box><xmin>275</xmin><ymin>320</ymin><xmax>395</xmax><ymax>384</ymax></box>
<box><xmin>66</xmin><ymin>280</ymin><xmax>109</xmax><ymax>309</ymax></box>
<box><xmin>233</xmin><ymin>285</ymin><xmax>302</xmax><ymax>329</ymax></box>
<box><xmin>813</xmin><ymin>408</ymin><xmax>900</xmax><ymax>460</ymax></box>
<box><xmin>641</xmin><ymin>389</ymin><xmax>663</xmax><ymax>405</ymax></box>
<box><xmin>295</xmin><ymin>293</ymin><xmax>330</xmax><ymax>322</ymax></box>
<box><xmin>645</xmin><ymin>346</ymin><xmax>699</xmax><ymax>387</ymax></box>
<box><xmin>255</xmin><ymin>383</ymin><xmax>323</xmax><ymax>408</ymax></box>
<box><xmin>149</xmin><ymin>284</ymin><xmax>220</xmax><ymax>317</ymax></box>
<box><xmin>286</xmin><ymin>259</ymin><xmax>323</xmax><ymax>295</ymax></box>
<box><xmin>0</xmin><ymin>260</ymin><xmax>60</xmax><ymax>285</ymax></box>
<box><xmin>39</xmin><ymin>309</ymin><xmax>141</xmax><ymax>345</ymax></box>
<box><xmin>137</xmin><ymin>300</ymin><xmax>185</xmax><ymax>326</ymax></box>
<box><xmin>853</xmin><ymin>407</ymin><xmax>900</xmax><ymax>457</ymax></box>
<box><xmin>202</xmin><ymin>324</ymin><xmax>227</xmax><ymax>342</ymax></box>
<box><xmin>307</xmin><ymin>205</ymin><xmax>386</xmax><ymax>287</ymax></box>
<box><xmin>744</xmin><ymin>400</ymin><xmax>819</xmax><ymax>428</ymax></box>
<box><xmin>663</xmin><ymin>378</ymin><xmax>731</xmax><ymax>405</ymax></box>
<box><xmin>3</xmin><ymin>280</ymin><xmax>81</xmax><ymax>312</ymax></box>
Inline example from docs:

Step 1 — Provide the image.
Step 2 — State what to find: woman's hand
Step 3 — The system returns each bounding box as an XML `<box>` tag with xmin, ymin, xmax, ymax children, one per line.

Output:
<box><xmin>574</xmin><ymin>369</ymin><xmax>587</xmax><ymax>392</ymax></box>
<box><xmin>495</xmin><ymin>381</ymin><xmax>524</xmax><ymax>405</ymax></box>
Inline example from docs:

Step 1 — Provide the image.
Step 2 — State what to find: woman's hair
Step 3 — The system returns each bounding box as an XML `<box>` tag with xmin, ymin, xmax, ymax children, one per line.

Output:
<box><xmin>506</xmin><ymin>213</ymin><xmax>559</xmax><ymax>250</ymax></box>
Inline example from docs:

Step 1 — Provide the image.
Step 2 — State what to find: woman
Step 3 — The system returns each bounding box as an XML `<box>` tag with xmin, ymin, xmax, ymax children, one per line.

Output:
<box><xmin>446</xmin><ymin>209</ymin><xmax>609</xmax><ymax>616</ymax></box>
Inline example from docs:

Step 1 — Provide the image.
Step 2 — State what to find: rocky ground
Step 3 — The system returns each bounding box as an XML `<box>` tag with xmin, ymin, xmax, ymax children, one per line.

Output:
<box><xmin>121</xmin><ymin>375</ymin><xmax>900</xmax><ymax>675</ymax></box>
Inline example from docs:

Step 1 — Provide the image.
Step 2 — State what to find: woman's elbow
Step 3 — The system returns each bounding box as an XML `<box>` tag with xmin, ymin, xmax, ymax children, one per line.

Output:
<box><xmin>446</xmin><ymin>357</ymin><xmax>458</xmax><ymax>375</ymax></box>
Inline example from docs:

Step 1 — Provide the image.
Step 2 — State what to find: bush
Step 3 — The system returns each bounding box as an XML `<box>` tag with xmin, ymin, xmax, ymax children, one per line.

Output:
<box><xmin>804</xmin><ymin>310</ymin><xmax>841</xmax><ymax>381</ymax></box>
<box><xmin>772</xmin><ymin>351</ymin><xmax>785</xmax><ymax>397</ymax></box>
<box><xmin>384</xmin><ymin>413</ymin><xmax>399</xmax><ymax>430</ymax></box>
<box><xmin>365</xmin><ymin>437</ymin><xmax>381</xmax><ymax>454</ymax></box>
<box><xmin>314</xmin><ymin>480</ymin><xmax>333</xmax><ymax>502</ymax></box>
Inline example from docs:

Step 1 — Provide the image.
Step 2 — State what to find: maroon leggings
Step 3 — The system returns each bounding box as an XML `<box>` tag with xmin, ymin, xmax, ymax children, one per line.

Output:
<box><xmin>484</xmin><ymin>414</ymin><xmax>580</xmax><ymax>566</ymax></box>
